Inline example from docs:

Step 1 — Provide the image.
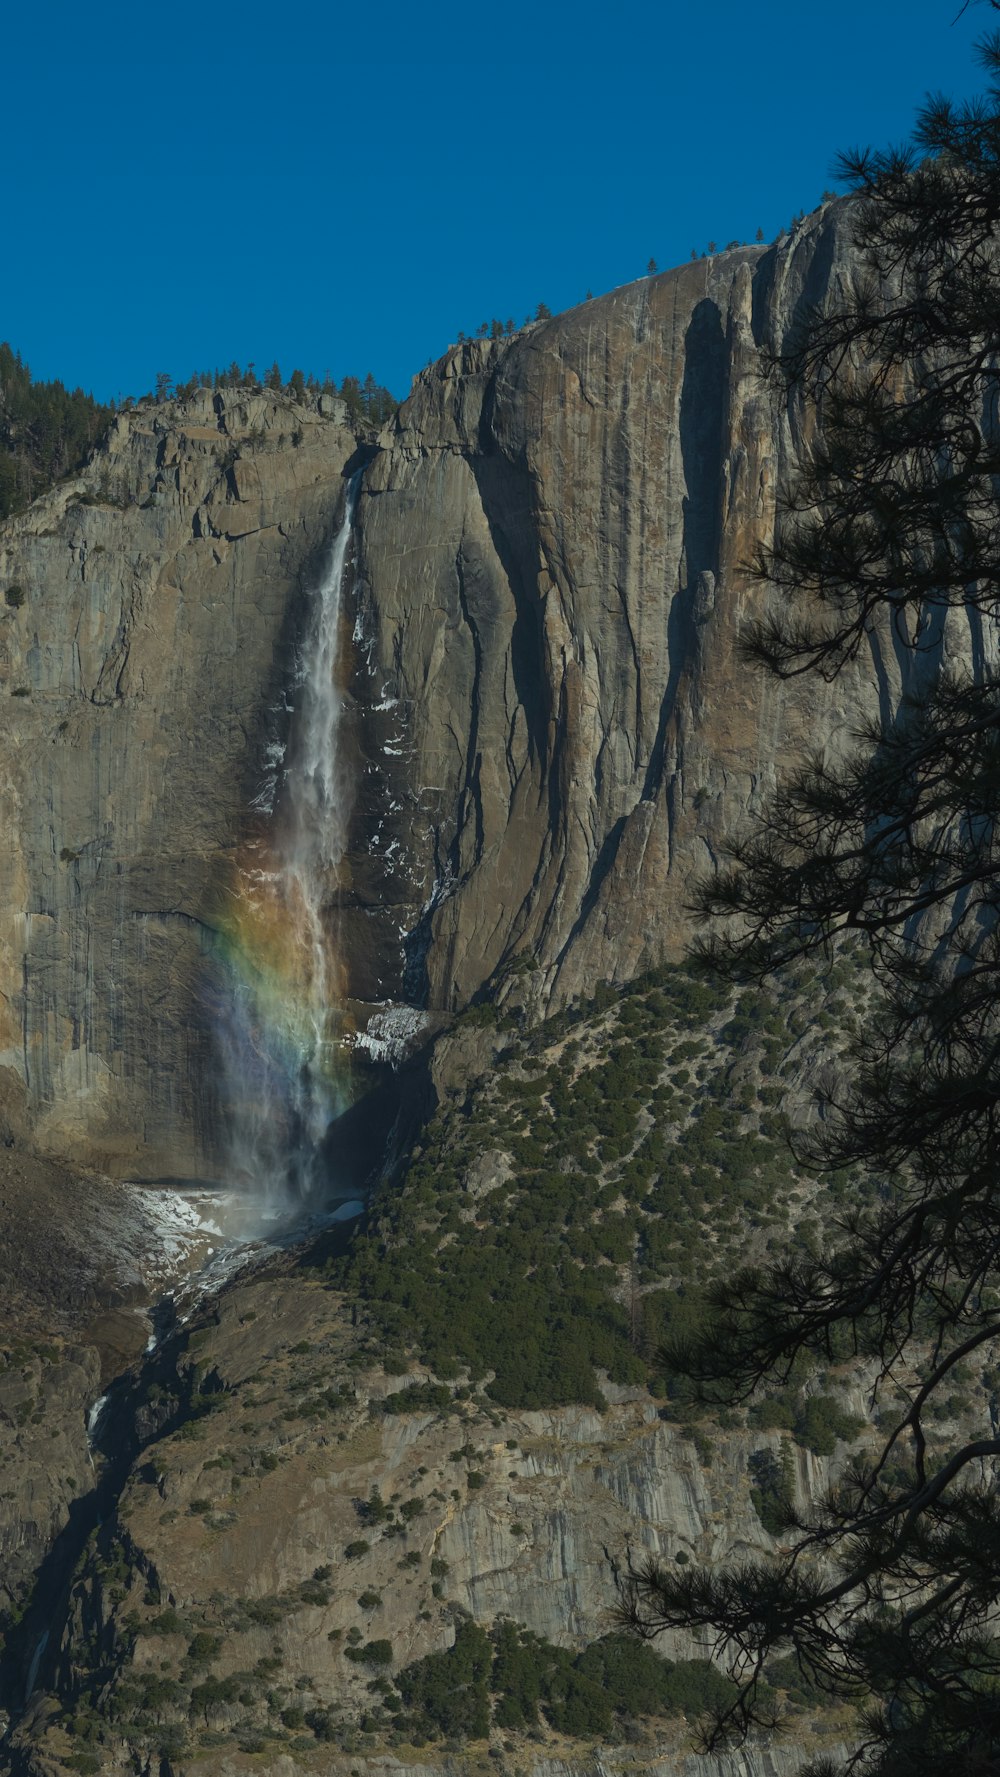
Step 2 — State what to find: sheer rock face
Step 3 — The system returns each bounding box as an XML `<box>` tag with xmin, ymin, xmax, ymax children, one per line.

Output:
<box><xmin>0</xmin><ymin>391</ymin><xmax>357</xmax><ymax>1179</ymax></box>
<box><xmin>353</xmin><ymin>206</ymin><xmax>870</xmax><ymax>1014</ymax></box>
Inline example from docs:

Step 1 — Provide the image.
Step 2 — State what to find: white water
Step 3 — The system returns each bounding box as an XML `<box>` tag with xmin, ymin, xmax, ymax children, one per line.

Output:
<box><xmin>281</xmin><ymin>475</ymin><xmax>357</xmax><ymax>1154</ymax></box>
<box><xmin>216</xmin><ymin>476</ymin><xmax>360</xmax><ymax>1223</ymax></box>
<box><xmin>86</xmin><ymin>1394</ymin><xmax>109</xmax><ymax>1442</ymax></box>
<box><xmin>24</xmin><ymin>1629</ymin><xmax>48</xmax><ymax>1699</ymax></box>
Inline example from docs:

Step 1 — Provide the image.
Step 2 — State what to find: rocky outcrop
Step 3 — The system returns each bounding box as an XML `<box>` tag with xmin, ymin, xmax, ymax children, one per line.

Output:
<box><xmin>0</xmin><ymin>390</ymin><xmax>357</xmax><ymax>1179</ymax></box>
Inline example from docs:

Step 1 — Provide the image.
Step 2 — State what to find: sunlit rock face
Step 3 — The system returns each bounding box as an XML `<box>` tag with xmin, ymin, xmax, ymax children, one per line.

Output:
<box><xmin>0</xmin><ymin>390</ymin><xmax>357</xmax><ymax>1180</ymax></box>
<box><xmin>1</xmin><ymin>205</ymin><xmax>970</xmax><ymax>1183</ymax></box>
<box><xmin>0</xmin><ymin>214</ymin><xmax>863</xmax><ymax>1179</ymax></box>
<box><xmin>352</xmin><ymin>205</ymin><xmax>886</xmax><ymax>1014</ymax></box>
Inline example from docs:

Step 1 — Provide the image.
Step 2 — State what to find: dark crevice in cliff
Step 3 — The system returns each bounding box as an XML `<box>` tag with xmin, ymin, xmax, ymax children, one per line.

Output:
<box><xmin>471</xmin><ymin>380</ymin><xmax>550</xmax><ymax>777</ymax></box>
<box><xmin>750</xmin><ymin>244</ymin><xmax>781</xmax><ymax>350</ymax></box>
<box><xmin>460</xmin><ymin>437</ymin><xmax>567</xmax><ymax>980</ymax></box>
<box><xmin>553</xmin><ymin>814</ymin><xmax>630</xmax><ymax>973</ymax></box>
<box><xmin>453</xmin><ymin>538</ymin><xmax>485</xmax><ymax>870</ymax></box>
<box><xmin>866</xmin><ymin>626</ymin><xmax>895</xmax><ymax>737</ymax></box>
<box><xmin>783</xmin><ymin>206</ymin><xmax>842</xmax><ymax>359</ymax></box>
<box><xmin>551</xmin><ymin>297</ymin><xmax>730</xmax><ymax>969</ymax></box>
<box><xmin>646</xmin><ymin>299</ymin><xmax>727</xmax><ymax>812</ymax></box>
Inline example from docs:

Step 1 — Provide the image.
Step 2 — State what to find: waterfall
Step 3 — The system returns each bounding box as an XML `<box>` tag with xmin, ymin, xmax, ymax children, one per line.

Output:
<box><xmin>214</xmin><ymin>475</ymin><xmax>360</xmax><ymax>1222</ymax></box>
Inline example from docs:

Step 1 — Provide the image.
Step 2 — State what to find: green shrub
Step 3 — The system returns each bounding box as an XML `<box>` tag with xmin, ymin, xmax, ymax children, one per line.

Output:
<box><xmin>794</xmin><ymin>1393</ymin><xmax>866</xmax><ymax>1456</ymax></box>
<box><xmin>749</xmin><ymin>1396</ymin><xmax>795</xmax><ymax>1432</ymax></box>
<box><xmin>304</xmin><ymin>1706</ymin><xmax>338</xmax><ymax>1739</ymax></box>
<box><xmin>749</xmin><ymin>1445</ymin><xmax>796</xmax><ymax>1535</ymax></box>
<box><xmin>661</xmin><ymin>1657</ymin><xmax>739</xmax><ymax>1716</ymax></box>
<box><xmin>190</xmin><ymin>1674</ymin><xmax>240</xmax><ymax>1713</ymax></box>
<box><xmin>345</xmin><ymin>1638</ymin><xmax>394</xmax><ymax>1666</ymax></box>
<box><xmin>5</xmin><ymin>585</ymin><xmax>24</xmax><ymax>608</ymax></box>
<box><xmin>186</xmin><ymin>1631</ymin><xmax>221</xmax><ymax>1668</ymax></box>
<box><xmin>242</xmin><ymin>1596</ymin><xmax>288</xmax><ymax>1626</ymax></box>
<box><xmin>382</xmin><ymin>1381</ymin><xmax>456</xmax><ymax>1414</ymax></box>
<box><xmin>359</xmin><ymin>1488</ymin><xmax>389</xmax><ymax>1525</ymax></box>
<box><xmin>299</xmin><ymin>1578</ymin><xmax>331</xmax><ymax>1605</ymax></box>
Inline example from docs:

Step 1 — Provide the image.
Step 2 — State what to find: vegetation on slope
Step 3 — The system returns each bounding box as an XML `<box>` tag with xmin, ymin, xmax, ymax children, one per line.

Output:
<box><xmin>325</xmin><ymin>959</ymin><xmax>876</xmax><ymax>1418</ymax></box>
<box><xmin>150</xmin><ymin>362</ymin><xmax>397</xmax><ymax>425</ymax></box>
<box><xmin>394</xmin><ymin>1619</ymin><xmax>738</xmax><ymax>1741</ymax></box>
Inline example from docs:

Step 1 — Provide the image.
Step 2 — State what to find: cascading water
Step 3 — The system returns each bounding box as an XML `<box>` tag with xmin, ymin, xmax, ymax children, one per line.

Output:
<box><xmin>214</xmin><ymin>475</ymin><xmax>360</xmax><ymax>1224</ymax></box>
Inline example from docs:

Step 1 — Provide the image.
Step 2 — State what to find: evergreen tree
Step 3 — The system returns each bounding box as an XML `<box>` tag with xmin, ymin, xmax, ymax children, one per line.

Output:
<box><xmin>0</xmin><ymin>343</ymin><xmax>112</xmax><ymax>520</ymax></box>
<box><xmin>622</xmin><ymin>29</ymin><xmax>1000</xmax><ymax>1777</ymax></box>
<box><xmin>340</xmin><ymin>374</ymin><xmax>363</xmax><ymax>422</ymax></box>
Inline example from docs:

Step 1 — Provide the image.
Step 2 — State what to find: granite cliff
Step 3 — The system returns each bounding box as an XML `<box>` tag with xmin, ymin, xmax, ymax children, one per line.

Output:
<box><xmin>0</xmin><ymin>203</ymin><xmax>884</xmax><ymax>1184</ymax></box>
<box><xmin>351</xmin><ymin>205</ymin><xmax>872</xmax><ymax>1020</ymax></box>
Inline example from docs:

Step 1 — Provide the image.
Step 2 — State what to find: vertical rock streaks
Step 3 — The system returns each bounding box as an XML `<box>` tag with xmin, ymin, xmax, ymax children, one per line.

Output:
<box><xmin>356</xmin><ymin>206</ymin><xmax>879</xmax><ymax>1015</ymax></box>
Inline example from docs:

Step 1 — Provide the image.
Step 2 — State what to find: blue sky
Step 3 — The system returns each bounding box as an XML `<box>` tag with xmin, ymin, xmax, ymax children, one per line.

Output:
<box><xmin>6</xmin><ymin>0</ymin><xmax>994</xmax><ymax>402</ymax></box>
